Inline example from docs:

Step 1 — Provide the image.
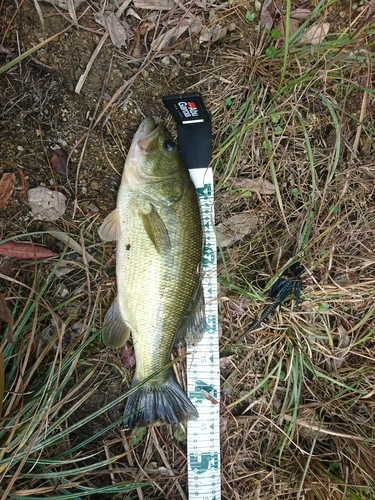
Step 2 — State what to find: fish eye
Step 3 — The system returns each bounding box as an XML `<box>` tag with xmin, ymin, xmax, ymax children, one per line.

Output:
<box><xmin>164</xmin><ymin>139</ymin><xmax>176</xmax><ymax>152</ymax></box>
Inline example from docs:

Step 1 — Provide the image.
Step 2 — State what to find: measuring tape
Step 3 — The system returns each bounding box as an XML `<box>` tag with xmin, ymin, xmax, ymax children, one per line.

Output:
<box><xmin>163</xmin><ymin>94</ymin><xmax>221</xmax><ymax>500</ymax></box>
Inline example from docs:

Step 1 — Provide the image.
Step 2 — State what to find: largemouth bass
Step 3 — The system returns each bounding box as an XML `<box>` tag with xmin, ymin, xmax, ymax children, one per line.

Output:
<box><xmin>99</xmin><ymin>117</ymin><xmax>204</xmax><ymax>427</ymax></box>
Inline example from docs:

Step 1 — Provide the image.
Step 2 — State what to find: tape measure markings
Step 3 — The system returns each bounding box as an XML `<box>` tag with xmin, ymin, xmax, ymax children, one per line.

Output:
<box><xmin>187</xmin><ymin>167</ymin><xmax>221</xmax><ymax>500</ymax></box>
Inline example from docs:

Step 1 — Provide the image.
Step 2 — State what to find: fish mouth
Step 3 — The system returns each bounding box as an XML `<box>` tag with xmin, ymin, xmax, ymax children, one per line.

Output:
<box><xmin>135</xmin><ymin>117</ymin><xmax>162</xmax><ymax>154</ymax></box>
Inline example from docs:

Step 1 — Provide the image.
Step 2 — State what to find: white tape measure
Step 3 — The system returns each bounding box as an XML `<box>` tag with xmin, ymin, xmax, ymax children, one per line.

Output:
<box><xmin>162</xmin><ymin>93</ymin><xmax>220</xmax><ymax>499</ymax></box>
<box><xmin>187</xmin><ymin>167</ymin><xmax>221</xmax><ymax>500</ymax></box>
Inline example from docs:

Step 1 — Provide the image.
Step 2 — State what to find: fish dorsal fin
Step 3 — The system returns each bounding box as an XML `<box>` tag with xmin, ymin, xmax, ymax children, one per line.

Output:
<box><xmin>102</xmin><ymin>296</ymin><xmax>131</xmax><ymax>348</ymax></box>
<box><xmin>98</xmin><ymin>209</ymin><xmax>121</xmax><ymax>241</ymax></box>
<box><xmin>141</xmin><ymin>205</ymin><xmax>171</xmax><ymax>255</ymax></box>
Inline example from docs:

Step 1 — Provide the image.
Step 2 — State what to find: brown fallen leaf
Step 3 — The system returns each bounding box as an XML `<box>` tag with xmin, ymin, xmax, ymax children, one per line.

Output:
<box><xmin>302</xmin><ymin>22</ymin><xmax>330</xmax><ymax>45</ymax></box>
<box><xmin>151</xmin><ymin>20</ymin><xmax>191</xmax><ymax>51</ymax></box>
<box><xmin>260</xmin><ymin>0</ymin><xmax>277</xmax><ymax>31</ymax></box>
<box><xmin>0</xmin><ymin>293</ymin><xmax>14</xmax><ymax>343</ymax></box>
<box><xmin>133</xmin><ymin>0</ymin><xmax>174</xmax><ymax>9</ymax></box>
<box><xmin>94</xmin><ymin>11</ymin><xmax>129</xmax><ymax>48</ymax></box>
<box><xmin>0</xmin><ymin>172</ymin><xmax>16</xmax><ymax>210</ymax></box>
<box><xmin>0</xmin><ymin>241</ymin><xmax>59</xmax><ymax>259</ymax></box>
<box><xmin>209</xmin><ymin>23</ymin><xmax>236</xmax><ymax>44</ymax></box>
<box><xmin>330</xmin><ymin>325</ymin><xmax>351</xmax><ymax>371</ymax></box>
<box><xmin>231</xmin><ymin>177</ymin><xmax>276</xmax><ymax>195</ymax></box>
<box><xmin>47</xmin><ymin>147</ymin><xmax>69</xmax><ymax>176</ymax></box>
<box><xmin>216</xmin><ymin>212</ymin><xmax>259</xmax><ymax>248</ymax></box>
<box><xmin>277</xmin><ymin>17</ymin><xmax>300</xmax><ymax>39</ymax></box>
<box><xmin>47</xmin><ymin>230</ymin><xmax>100</xmax><ymax>264</ymax></box>
<box><xmin>202</xmin><ymin>390</ymin><xmax>219</xmax><ymax>405</ymax></box>
<box><xmin>290</xmin><ymin>8</ymin><xmax>311</xmax><ymax>20</ymax></box>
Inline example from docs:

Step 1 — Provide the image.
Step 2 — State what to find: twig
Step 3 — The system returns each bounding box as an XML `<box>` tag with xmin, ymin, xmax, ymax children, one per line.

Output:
<box><xmin>75</xmin><ymin>0</ymin><xmax>132</xmax><ymax>94</ymax></box>
<box><xmin>351</xmin><ymin>49</ymin><xmax>372</xmax><ymax>160</ymax></box>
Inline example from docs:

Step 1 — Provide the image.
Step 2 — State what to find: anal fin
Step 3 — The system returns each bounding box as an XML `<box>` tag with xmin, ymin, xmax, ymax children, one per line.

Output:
<box><xmin>102</xmin><ymin>296</ymin><xmax>131</xmax><ymax>348</ymax></box>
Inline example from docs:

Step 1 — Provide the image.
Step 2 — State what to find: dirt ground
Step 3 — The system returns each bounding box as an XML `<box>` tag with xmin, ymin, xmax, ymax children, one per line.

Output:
<box><xmin>1</xmin><ymin>0</ymin><xmax>375</xmax><ymax>499</ymax></box>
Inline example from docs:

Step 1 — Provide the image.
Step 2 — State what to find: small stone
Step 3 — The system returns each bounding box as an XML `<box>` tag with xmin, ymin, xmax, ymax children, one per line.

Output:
<box><xmin>161</xmin><ymin>56</ymin><xmax>170</xmax><ymax>65</ymax></box>
<box><xmin>90</xmin><ymin>180</ymin><xmax>99</xmax><ymax>191</ymax></box>
<box><xmin>254</xmin><ymin>0</ymin><xmax>261</xmax><ymax>11</ymax></box>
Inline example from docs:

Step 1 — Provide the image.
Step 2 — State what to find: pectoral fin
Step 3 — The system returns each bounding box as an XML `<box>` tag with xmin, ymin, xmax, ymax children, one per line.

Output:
<box><xmin>141</xmin><ymin>205</ymin><xmax>171</xmax><ymax>255</ymax></box>
<box><xmin>98</xmin><ymin>209</ymin><xmax>121</xmax><ymax>242</ymax></box>
<box><xmin>102</xmin><ymin>296</ymin><xmax>131</xmax><ymax>348</ymax></box>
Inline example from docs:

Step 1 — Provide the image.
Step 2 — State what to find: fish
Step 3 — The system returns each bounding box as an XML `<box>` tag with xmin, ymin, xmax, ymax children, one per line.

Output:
<box><xmin>98</xmin><ymin>117</ymin><xmax>204</xmax><ymax>427</ymax></box>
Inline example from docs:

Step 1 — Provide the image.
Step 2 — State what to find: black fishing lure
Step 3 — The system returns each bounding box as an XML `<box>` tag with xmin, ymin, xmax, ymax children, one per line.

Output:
<box><xmin>238</xmin><ymin>262</ymin><xmax>305</xmax><ymax>342</ymax></box>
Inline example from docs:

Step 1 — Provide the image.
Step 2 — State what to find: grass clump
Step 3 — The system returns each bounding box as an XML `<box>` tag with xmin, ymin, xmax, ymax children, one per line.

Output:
<box><xmin>0</xmin><ymin>243</ymin><xmax>148</xmax><ymax>498</ymax></box>
<box><xmin>215</xmin><ymin>0</ymin><xmax>375</xmax><ymax>498</ymax></box>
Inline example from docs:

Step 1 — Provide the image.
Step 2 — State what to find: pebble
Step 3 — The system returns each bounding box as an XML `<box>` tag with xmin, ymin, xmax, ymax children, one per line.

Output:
<box><xmin>161</xmin><ymin>56</ymin><xmax>170</xmax><ymax>65</ymax></box>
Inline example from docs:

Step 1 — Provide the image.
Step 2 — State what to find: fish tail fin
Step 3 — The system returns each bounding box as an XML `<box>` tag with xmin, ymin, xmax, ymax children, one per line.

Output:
<box><xmin>124</xmin><ymin>370</ymin><xmax>198</xmax><ymax>427</ymax></box>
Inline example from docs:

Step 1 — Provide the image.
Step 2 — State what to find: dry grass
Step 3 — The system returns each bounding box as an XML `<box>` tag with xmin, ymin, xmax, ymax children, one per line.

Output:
<box><xmin>1</xmin><ymin>0</ymin><xmax>375</xmax><ymax>498</ymax></box>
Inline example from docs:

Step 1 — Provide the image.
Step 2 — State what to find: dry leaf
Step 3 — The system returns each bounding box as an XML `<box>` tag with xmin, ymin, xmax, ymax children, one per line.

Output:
<box><xmin>209</xmin><ymin>24</ymin><xmax>226</xmax><ymax>43</ymax></box>
<box><xmin>48</xmin><ymin>230</ymin><xmax>100</xmax><ymax>264</ymax></box>
<box><xmin>151</xmin><ymin>21</ymin><xmax>191</xmax><ymax>51</ymax></box>
<box><xmin>219</xmin><ymin>355</ymin><xmax>234</xmax><ymax>369</ymax></box>
<box><xmin>277</xmin><ymin>18</ymin><xmax>300</xmax><ymax>38</ymax></box>
<box><xmin>190</xmin><ymin>17</ymin><xmax>204</xmax><ymax>35</ymax></box>
<box><xmin>106</xmin><ymin>12</ymin><xmax>128</xmax><ymax>47</ymax></box>
<box><xmin>55</xmin><ymin>261</ymin><xmax>76</xmax><ymax>278</ymax></box>
<box><xmin>231</xmin><ymin>177</ymin><xmax>276</xmax><ymax>195</ymax></box>
<box><xmin>126</xmin><ymin>8</ymin><xmax>142</xmax><ymax>21</ymax></box>
<box><xmin>330</xmin><ymin>325</ymin><xmax>351</xmax><ymax>371</ymax></box>
<box><xmin>0</xmin><ymin>293</ymin><xmax>14</xmax><ymax>343</ymax></box>
<box><xmin>260</xmin><ymin>0</ymin><xmax>276</xmax><ymax>31</ymax></box>
<box><xmin>133</xmin><ymin>0</ymin><xmax>174</xmax><ymax>9</ymax></box>
<box><xmin>209</xmin><ymin>23</ymin><xmax>236</xmax><ymax>43</ymax></box>
<box><xmin>28</xmin><ymin>186</ymin><xmax>67</xmax><ymax>221</ymax></box>
<box><xmin>302</xmin><ymin>22</ymin><xmax>330</xmax><ymax>44</ymax></box>
<box><xmin>199</xmin><ymin>26</ymin><xmax>210</xmax><ymax>44</ymax></box>
<box><xmin>48</xmin><ymin>147</ymin><xmax>69</xmax><ymax>176</ymax></box>
<box><xmin>94</xmin><ymin>11</ymin><xmax>128</xmax><ymax>48</ymax></box>
<box><xmin>0</xmin><ymin>172</ymin><xmax>16</xmax><ymax>210</ymax></box>
<box><xmin>0</xmin><ymin>241</ymin><xmax>59</xmax><ymax>259</ymax></box>
<box><xmin>216</xmin><ymin>212</ymin><xmax>258</xmax><ymax>248</ymax></box>
<box><xmin>290</xmin><ymin>8</ymin><xmax>311</xmax><ymax>20</ymax></box>
<box><xmin>202</xmin><ymin>390</ymin><xmax>219</xmax><ymax>405</ymax></box>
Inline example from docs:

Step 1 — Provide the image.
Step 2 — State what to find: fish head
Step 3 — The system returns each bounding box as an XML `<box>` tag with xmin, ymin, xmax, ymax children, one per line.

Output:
<box><xmin>124</xmin><ymin>117</ymin><xmax>184</xmax><ymax>184</ymax></box>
